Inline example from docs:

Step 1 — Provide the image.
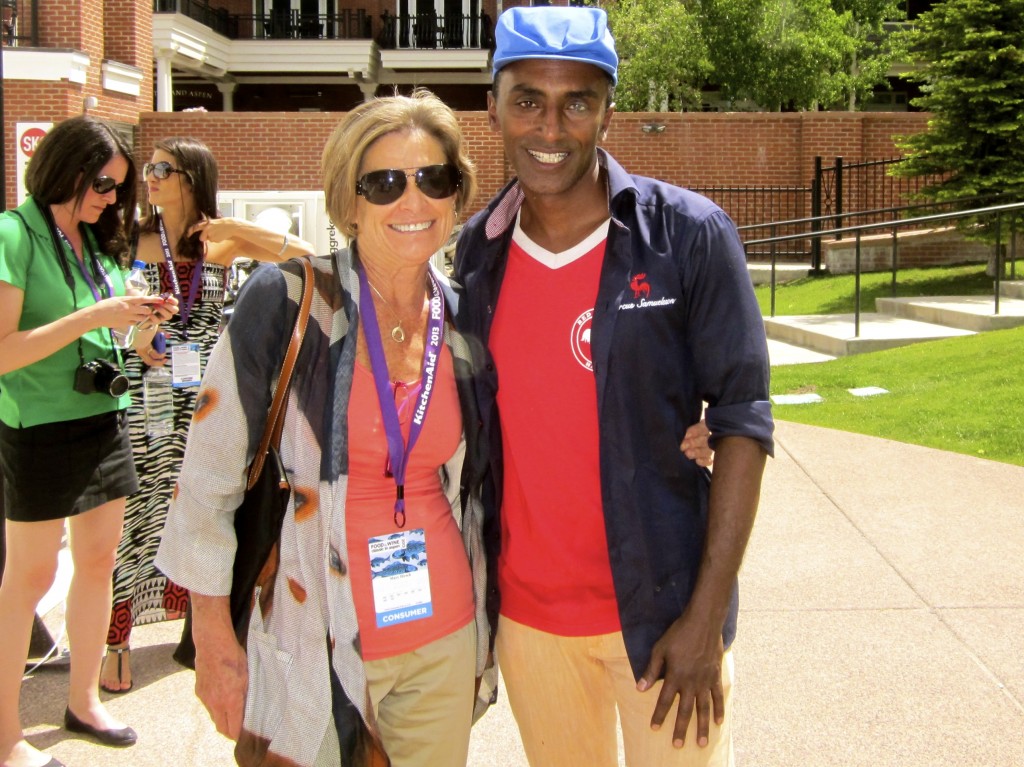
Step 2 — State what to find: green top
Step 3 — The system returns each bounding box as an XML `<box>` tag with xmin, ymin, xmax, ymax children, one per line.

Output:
<box><xmin>0</xmin><ymin>197</ymin><xmax>131</xmax><ymax>428</ymax></box>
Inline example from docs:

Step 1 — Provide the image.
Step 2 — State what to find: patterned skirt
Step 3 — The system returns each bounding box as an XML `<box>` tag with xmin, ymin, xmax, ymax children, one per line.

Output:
<box><xmin>107</xmin><ymin>262</ymin><xmax>226</xmax><ymax>644</ymax></box>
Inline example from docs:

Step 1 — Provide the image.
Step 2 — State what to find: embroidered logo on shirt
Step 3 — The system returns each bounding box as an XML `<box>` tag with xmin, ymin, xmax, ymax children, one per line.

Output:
<box><xmin>571</xmin><ymin>309</ymin><xmax>594</xmax><ymax>371</ymax></box>
<box><xmin>630</xmin><ymin>273</ymin><xmax>651</xmax><ymax>299</ymax></box>
<box><xmin>620</xmin><ymin>272</ymin><xmax>678</xmax><ymax>312</ymax></box>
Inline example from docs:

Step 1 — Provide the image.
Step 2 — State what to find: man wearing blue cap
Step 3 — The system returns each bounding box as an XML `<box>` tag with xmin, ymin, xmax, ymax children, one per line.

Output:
<box><xmin>455</xmin><ymin>5</ymin><xmax>773</xmax><ymax>767</ymax></box>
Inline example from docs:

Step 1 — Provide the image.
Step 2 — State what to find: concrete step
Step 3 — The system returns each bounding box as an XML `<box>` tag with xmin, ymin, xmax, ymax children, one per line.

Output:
<box><xmin>747</xmin><ymin>262</ymin><xmax>809</xmax><ymax>286</ymax></box>
<box><xmin>764</xmin><ymin>313</ymin><xmax>974</xmax><ymax>357</ymax></box>
<box><xmin>875</xmin><ymin>295</ymin><xmax>1024</xmax><ymax>332</ymax></box>
<box><xmin>767</xmin><ymin>338</ymin><xmax>836</xmax><ymax>366</ymax></box>
<box><xmin>1000</xmin><ymin>280</ymin><xmax>1024</xmax><ymax>300</ymax></box>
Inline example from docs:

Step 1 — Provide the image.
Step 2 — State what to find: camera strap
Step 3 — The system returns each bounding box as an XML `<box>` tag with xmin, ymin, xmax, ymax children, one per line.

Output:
<box><xmin>20</xmin><ymin>201</ymin><xmax>123</xmax><ymax>369</ymax></box>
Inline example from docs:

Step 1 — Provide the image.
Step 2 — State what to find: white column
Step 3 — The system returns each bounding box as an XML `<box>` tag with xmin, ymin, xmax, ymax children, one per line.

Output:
<box><xmin>358</xmin><ymin>81</ymin><xmax>377</xmax><ymax>103</ymax></box>
<box><xmin>156</xmin><ymin>53</ymin><xmax>173</xmax><ymax>112</ymax></box>
<box><xmin>217</xmin><ymin>81</ymin><xmax>238</xmax><ymax>112</ymax></box>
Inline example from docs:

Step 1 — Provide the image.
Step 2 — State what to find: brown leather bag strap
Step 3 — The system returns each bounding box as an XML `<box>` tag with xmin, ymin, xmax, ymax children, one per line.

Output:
<box><xmin>246</xmin><ymin>257</ymin><xmax>315</xmax><ymax>490</ymax></box>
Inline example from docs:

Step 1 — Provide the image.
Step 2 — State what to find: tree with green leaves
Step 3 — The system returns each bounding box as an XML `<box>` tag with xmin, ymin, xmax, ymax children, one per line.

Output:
<box><xmin>894</xmin><ymin>0</ymin><xmax>1024</xmax><ymax>209</ymax></box>
<box><xmin>699</xmin><ymin>0</ymin><xmax>850</xmax><ymax>111</ymax></box>
<box><xmin>604</xmin><ymin>0</ymin><xmax>904</xmax><ymax>112</ymax></box>
<box><xmin>831</xmin><ymin>0</ymin><xmax>907</xmax><ymax>110</ymax></box>
<box><xmin>604</xmin><ymin>0</ymin><xmax>711</xmax><ymax>111</ymax></box>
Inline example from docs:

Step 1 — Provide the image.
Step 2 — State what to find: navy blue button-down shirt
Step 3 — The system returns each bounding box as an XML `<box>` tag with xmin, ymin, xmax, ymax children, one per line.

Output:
<box><xmin>455</xmin><ymin>149</ymin><xmax>774</xmax><ymax>679</ymax></box>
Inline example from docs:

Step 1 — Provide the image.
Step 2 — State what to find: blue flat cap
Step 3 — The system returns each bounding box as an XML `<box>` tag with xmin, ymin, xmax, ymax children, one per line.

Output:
<box><xmin>492</xmin><ymin>7</ymin><xmax>618</xmax><ymax>85</ymax></box>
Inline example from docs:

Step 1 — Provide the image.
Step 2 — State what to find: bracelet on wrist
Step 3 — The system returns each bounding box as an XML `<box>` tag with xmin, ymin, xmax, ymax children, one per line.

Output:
<box><xmin>276</xmin><ymin>233</ymin><xmax>289</xmax><ymax>257</ymax></box>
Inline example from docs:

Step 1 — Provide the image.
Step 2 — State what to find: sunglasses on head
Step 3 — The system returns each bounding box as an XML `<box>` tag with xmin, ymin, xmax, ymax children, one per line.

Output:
<box><xmin>355</xmin><ymin>164</ymin><xmax>461</xmax><ymax>206</ymax></box>
<box><xmin>143</xmin><ymin>161</ymin><xmax>189</xmax><ymax>181</ymax></box>
<box><xmin>91</xmin><ymin>176</ymin><xmax>126</xmax><ymax>196</ymax></box>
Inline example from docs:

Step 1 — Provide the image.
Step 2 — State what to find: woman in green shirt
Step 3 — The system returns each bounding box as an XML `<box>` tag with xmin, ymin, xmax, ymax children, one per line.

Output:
<box><xmin>0</xmin><ymin>116</ymin><xmax>176</xmax><ymax>767</ymax></box>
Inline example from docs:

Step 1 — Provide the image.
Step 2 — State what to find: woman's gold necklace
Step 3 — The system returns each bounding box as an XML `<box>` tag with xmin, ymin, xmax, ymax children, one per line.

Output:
<box><xmin>366</xmin><ymin>279</ymin><xmax>413</xmax><ymax>344</ymax></box>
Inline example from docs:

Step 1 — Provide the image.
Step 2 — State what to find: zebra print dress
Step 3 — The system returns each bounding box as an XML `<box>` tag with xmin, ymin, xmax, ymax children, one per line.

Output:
<box><xmin>107</xmin><ymin>260</ymin><xmax>227</xmax><ymax>644</ymax></box>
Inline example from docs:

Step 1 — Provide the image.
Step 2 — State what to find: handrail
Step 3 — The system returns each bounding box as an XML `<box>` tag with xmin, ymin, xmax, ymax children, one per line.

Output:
<box><xmin>738</xmin><ymin>193</ymin><xmax>1002</xmax><ymax>236</ymax></box>
<box><xmin>750</xmin><ymin>200</ymin><xmax>1024</xmax><ymax>336</ymax></box>
<box><xmin>745</xmin><ymin>201</ymin><xmax>1024</xmax><ymax>247</ymax></box>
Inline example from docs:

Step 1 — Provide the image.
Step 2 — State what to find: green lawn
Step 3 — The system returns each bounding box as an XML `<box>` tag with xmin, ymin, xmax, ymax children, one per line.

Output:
<box><xmin>755</xmin><ymin>261</ymin><xmax>1022</xmax><ymax>316</ymax></box>
<box><xmin>761</xmin><ymin>263</ymin><xmax>1024</xmax><ymax>467</ymax></box>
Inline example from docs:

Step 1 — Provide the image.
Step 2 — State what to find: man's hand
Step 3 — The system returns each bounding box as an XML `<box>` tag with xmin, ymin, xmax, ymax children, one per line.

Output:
<box><xmin>192</xmin><ymin>593</ymin><xmax>248</xmax><ymax>740</ymax></box>
<box><xmin>680</xmin><ymin>419</ymin><xmax>713</xmax><ymax>467</ymax></box>
<box><xmin>637</xmin><ymin>617</ymin><xmax>725</xmax><ymax>749</ymax></box>
<box><xmin>639</xmin><ymin>436</ymin><xmax>766</xmax><ymax>750</ymax></box>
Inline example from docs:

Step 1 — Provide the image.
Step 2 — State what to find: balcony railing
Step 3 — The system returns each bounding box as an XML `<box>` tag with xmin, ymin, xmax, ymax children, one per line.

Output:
<box><xmin>377</xmin><ymin>11</ymin><xmax>492</xmax><ymax>50</ymax></box>
<box><xmin>154</xmin><ymin>0</ymin><xmax>234</xmax><ymax>36</ymax></box>
<box><xmin>234</xmin><ymin>9</ymin><xmax>372</xmax><ymax>41</ymax></box>
<box><xmin>153</xmin><ymin>1</ymin><xmax>491</xmax><ymax>48</ymax></box>
<box><xmin>2</xmin><ymin>0</ymin><xmax>39</xmax><ymax>48</ymax></box>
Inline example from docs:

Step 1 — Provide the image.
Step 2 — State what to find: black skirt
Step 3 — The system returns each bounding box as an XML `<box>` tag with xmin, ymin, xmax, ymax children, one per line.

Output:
<box><xmin>0</xmin><ymin>409</ymin><xmax>139</xmax><ymax>522</ymax></box>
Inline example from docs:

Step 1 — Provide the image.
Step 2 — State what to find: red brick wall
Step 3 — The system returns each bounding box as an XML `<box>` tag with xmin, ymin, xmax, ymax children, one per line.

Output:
<box><xmin>137</xmin><ymin>110</ymin><xmax>929</xmax><ymax>221</ymax></box>
<box><xmin>8</xmin><ymin>105</ymin><xmax>930</xmax><ymax>226</ymax></box>
<box><xmin>2</xmin><ymin>82</ymin><xmax>86</xmax><ymax>205</ymax></box>
<box><xmin>103</xmin><ymin>0</ymin><xmax>154</xmax><ymax>112</ymax></box>
<box><xmin>824</xmin><ymin>228</ymin><xmax>991</xmax><ymax>272</ymax></box>
<box><xmin>1</xmin><ymin>0</ymin><xmax>150</xmax><ymax>204</ymax></box>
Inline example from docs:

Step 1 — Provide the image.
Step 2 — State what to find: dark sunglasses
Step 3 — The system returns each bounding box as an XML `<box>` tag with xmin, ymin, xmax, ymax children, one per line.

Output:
<box><xmin>143</xmin><ymin>161</ymin><xmax>189</xmax><ymax>181</ymax></box>
<box><xmin>355</xmin><ymin>164</ymin><xmax>461</xmax><ymax>206</ymax></box>
<box><xmin>91</xmin><ymin>176</ymin><xmax>126</xmax><ymax>196</ymax></box>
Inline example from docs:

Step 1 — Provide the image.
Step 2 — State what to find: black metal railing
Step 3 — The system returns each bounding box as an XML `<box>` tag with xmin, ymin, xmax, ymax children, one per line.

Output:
<box><xmin>377</xmin><ymin>12</ymin><xmax>487</xmax><ymax>50</ymax></box>
<box><xmin>154</xmin><ymin>0</ymin><xmax>233</xmax><ymax>37</ymax></box>
<box><xmin>744</xmin><ymin>201</ymin><xmax>1023</xmax><ymax>330</ymax></box>
<box><xmin>689</xmin><ymin>185</ymin><xmax>812</xmax><ymax>261</ymax></box>
<box><xmin>2</xmin><ymin>0</ymin><xmax>39</xmax><ymax>47</ymax></box>
<box><xmin>688</xmin><ymin>157</ymin><xmax>946</xmax><ymax>268</ymax></box>
<box><xmin>232</xmin><ymin>9</ymin><xmax>372</xmax><ymax>40</ymax></box>
<box><xmin>153</xmin><ymin>1</ymin><xmax>490</xmax><ymax>46</ymax></box>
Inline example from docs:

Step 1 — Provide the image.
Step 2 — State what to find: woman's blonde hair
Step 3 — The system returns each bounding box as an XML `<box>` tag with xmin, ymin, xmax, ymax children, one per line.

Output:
<box><xmin>322</xmin><ymin>89</ymin><xmax>476</xmax><ymax>240</ymax></box>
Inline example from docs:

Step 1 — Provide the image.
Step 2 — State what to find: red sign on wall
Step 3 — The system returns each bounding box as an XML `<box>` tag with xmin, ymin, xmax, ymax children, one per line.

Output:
<box><xmin>19</xmin><ymin>127</ymin><xmax>47</xmax><ymax>157</ymax></box>
<box><xmin>15</xmin><ymin>122</ymin><xmax>52</xmax><ymax>204</ymax></box>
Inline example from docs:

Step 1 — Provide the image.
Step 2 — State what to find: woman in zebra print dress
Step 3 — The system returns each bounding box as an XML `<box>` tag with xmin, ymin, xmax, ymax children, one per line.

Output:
<box><xmin>101</xmin><ymin>137</ymin><xmax>314</xmax><ymax>694</ymax></box>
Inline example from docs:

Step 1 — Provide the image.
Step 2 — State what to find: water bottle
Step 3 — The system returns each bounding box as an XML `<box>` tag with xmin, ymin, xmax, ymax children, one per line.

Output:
<box><xmin>112</xmin><ymin>260</ymin><xmax>150</xmax><ymax>349</ymax></box>
<box><xmin>143</xmin><ymin>332</ymin><xmax>174</xmax><ymax>439</ymax></box>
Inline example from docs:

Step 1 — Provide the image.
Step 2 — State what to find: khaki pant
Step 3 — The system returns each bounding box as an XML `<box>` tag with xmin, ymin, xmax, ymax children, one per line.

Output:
<box><xmin>365</xmin><ymin>620</ymin><xmax>476</xmax><ymax>767</ymax></box>
<box><xmin>497</xmin><ymin>616</ymin><xmax>735</xmax><ymax>767</ymax></box>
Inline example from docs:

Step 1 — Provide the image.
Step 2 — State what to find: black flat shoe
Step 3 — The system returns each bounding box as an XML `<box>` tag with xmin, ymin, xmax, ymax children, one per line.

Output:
<box><xmin>64</xmin><ymin>707</ymin><xmax>137</xmax><ymax>747</ymax></box>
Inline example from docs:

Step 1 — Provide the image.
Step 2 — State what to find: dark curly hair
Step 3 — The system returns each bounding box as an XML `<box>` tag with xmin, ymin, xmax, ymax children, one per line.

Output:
<box><xmin>24</xmin><ymin>115</ymin><xmax>138</xmax><ymax>266</ymax></box>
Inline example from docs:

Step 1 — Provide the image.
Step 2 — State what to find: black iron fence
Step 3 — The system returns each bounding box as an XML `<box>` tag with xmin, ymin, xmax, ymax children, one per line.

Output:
<box><xmin>695</xmin><ymin>156</ymin><xmax>949</xmax><ymax>267</ymax></box>
<box><xmin>2</xmin><ymin>0</ymin><xmax>39</xmax><ymax>47</ymax></box>
<box><xmin>814</xmin><ymin>155</ymin><xmax>947</xmax><ymax>232</ymax></box>
<box><xmin>689</xmin><ymin>185</ymin><xmax>811</xmax><ymax>261</ymax></box>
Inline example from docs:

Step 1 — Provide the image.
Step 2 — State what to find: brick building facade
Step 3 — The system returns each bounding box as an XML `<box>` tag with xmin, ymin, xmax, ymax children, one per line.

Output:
<box><xmin>2</xmin><ymin>1</ymin><xmax>931</xmax><ymax>237</ymax></box>
<box><xmin>138</xmin><ymin>109</ymin><xmax>931</xmax><ymax>224</ymax></box>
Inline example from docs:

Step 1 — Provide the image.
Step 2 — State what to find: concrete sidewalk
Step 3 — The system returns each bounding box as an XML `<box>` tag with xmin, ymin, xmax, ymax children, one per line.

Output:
<box><xmin>20</xmin><ymin>421</ymin><xmax>1024</xmax><ymax>766</ymax></box>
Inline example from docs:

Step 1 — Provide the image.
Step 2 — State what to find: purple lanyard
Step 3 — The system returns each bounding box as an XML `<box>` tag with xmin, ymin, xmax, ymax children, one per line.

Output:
<box><xmin>56</xmin><ymin>227</ymin><xmax>114</xmax><ymax>303</ymax></box>
<box><xmin>157</xmin><ymin>214</ymin><xmax>205</xmax><ymax>334</ymax></box>
<box><xmin>358</xmin><ymin>265</ymin><xmax>445</xmax><ymax>529</ymax></box>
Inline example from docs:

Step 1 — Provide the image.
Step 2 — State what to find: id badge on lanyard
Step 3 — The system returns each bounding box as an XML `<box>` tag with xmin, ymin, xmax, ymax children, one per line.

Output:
<box><xmin>368</xmin><ymin>529</ymin><xmax>433</xmax><ymax>627</ymax></box>
<box><xmin>170</xmin><ymin>343</ymin><xmax>202</xmax><ymax>387</ymax></box>
<box><xmin>357</xmin><ymin>264</ymin><xmax>445</xmax><ymax>628</ymax></box>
